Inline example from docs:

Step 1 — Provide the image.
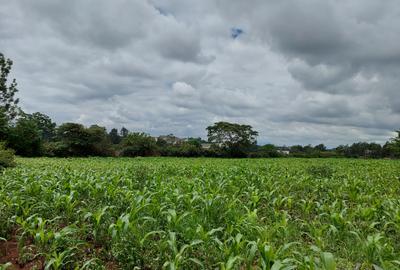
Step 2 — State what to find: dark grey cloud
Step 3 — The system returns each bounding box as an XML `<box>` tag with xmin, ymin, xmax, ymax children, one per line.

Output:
<box><xmin>0</xmin><ymin>0</ymin><xmax>399</xmax><ymax>146</ymax></box>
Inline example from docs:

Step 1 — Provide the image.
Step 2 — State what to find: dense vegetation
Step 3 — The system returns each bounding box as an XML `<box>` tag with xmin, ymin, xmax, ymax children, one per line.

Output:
<box><xmin>1</xmin><ymin>158</ymin><xmax>400</xmax><ymax>269</ymax></box>
<box><xmin>0</xmin><ymin>143</ymin><xmax>15</xmax><ymax>170</ymax></box>
<box><xmin>2</xmin><ymin>114</ymin><xmax>400</xmax><ymax>159</ymax></box>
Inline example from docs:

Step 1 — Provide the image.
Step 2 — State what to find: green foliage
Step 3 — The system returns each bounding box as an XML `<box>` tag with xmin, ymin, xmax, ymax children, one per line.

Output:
<box><xmin>383</xmin><ymin>130</ymin><xmax>400</xmax><ymax>158</ymax></box>
<box><xmin>7</xmin><ymin>112</ymin><xmax>56</xmax><ymax>156</ymax></box>
<box><xmin>0</xmin><ymin>142</ymin><xmax>15</xmax><ymax>169</ymax></box>
<box><xmin>29</xmin><ymin>112</ymin><xmax>56</xmax><ymax>141</ymax></box>
<box><xmin>7</xmin><ymin>113</ymin><xmax>42</xmax><ymax>156</ymax></box>
<box><xmin>0</xmin><ymin>53</ymin><xmax>19</xmax><ymax>122</ymax></box>
<box><xmin>121</xmin><ymin>132</ymin><xmax>157</xmax><ymax>157</ymax></box>
<box><xmin>1</xmin><ymin>158</ymin><xmax>400</xmax><ymax>269</ymax></box>
<box><xmin>52</xmin><ymin>123</ymin><xmax>113</xmax><ymax>156</ymax></box>
<box><xmin>207</xmin><ymin>121</ymin><xmax>258</xmax><ymax>157</ymax></box>
<box><xmin>0</xmin><ymin>53</ymin><xmax>20</xmax><ymax>142</ymax></box>
<box><xmin>120</xmin><ymin>127</ymin><xmax>129</xmax><ymax>138</ymax></box>
<box><xmin>158</xmin><ymin>142</ymin><xmax>203</xmax><ymax>157</ymax></box>
<box><xmin>0</xmin><ymin>109</ymin><xmax>9</xmax><ymax>141</ymax></box>
<box><xmin>86</xmin><ymin>125</ymin><xmax>113</xmax><ymax>156</ymax></box>
<box><xmin>109</xmin><ymin>128</ymin><xmax>121</xmax><ymax>144</ymax></box>
<box><xmin>54</xmin><ymin>123</ymin><xmax>89</xmax><ymax>156</ymax></box>
<box><xmin>250</xmin><ymin>144</ymin><xmax>280</xmax><ymax>158</ymax></box>
<box><xmin>335</xmin><ymin>142</ymin><xmax>383</xmax><ymax>158</ymax></box>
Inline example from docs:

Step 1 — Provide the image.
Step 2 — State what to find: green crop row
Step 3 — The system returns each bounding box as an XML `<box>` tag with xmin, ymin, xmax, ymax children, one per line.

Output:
<box><xmin>1</xmin><ymin>158</ymin><xmax>400</xmax><ymax>269</ymax></box>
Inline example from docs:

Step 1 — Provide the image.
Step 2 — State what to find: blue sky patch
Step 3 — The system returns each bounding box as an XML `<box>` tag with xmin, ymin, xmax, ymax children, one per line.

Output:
<box><xmin>231</xmin><ymin>28</ymin><xmax>244</xmax><ymax>39</ymax></box>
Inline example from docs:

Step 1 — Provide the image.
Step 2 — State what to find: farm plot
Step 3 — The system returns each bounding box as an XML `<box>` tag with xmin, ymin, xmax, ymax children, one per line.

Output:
<box><xmin>1</xmin><ymin>158</ymin><xmax>400</xmax><ymax>269</ymax></box>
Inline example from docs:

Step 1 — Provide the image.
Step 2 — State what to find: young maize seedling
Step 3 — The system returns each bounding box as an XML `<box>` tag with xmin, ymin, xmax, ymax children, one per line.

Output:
<box><xmin>162</xmin><ymin>231</ymin><xmax>203</xmax><ymax>270</ymax></box>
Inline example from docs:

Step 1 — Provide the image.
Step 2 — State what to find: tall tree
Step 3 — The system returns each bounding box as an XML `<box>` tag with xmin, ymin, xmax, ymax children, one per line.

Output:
<box><xmin>109</xmin><ymin>128</ymin><xmax>121</xmax><ymax>144</ymax></box>
<box><xmin>55</xmin><ymin>123</ymin><xmax>90</xmax><ymax>156</ymax></box>
<box><xmin>29</xmin><ymin>112</ymin><xmax>56</xmax><ymax>141</ymax></box>
<box><xmin>0</xmin><ymin>53</ymin><xmax>20</xmax><ymax>140</ymax></box>
<box><xmin>120</xmin><ymin>127</ymin><xmax>129</xmax><ymax>138</ymax></box>
<box><xmin>0</xmin><ymin>53</ymin><xmax>19</xmax><ymax>120</ymax></box>
<box><xmin>314</xmin><ymin>144</ymin><xmax>327</xmax><ymax>151</ymax></box>
<box><xmin>53</xmin><ymin>123</ymin><xmax>113</xmax><ymax>156</ymax></box>
<box><xmin>206</xmin><ymin>121</ymin><xmax>258</xmax><ymax>157</ymax></box>
<box><xmin>87</xmin><ymin>125</ymin><xmax>113</xmax><ymax>156</ymax></box>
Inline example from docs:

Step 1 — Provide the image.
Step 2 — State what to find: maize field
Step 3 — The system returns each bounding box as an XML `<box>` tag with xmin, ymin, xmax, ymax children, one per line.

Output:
<box><xmin>1</xmin><ymin>158</ymin><xmax>400</xmax><ymax>269</ymax></box>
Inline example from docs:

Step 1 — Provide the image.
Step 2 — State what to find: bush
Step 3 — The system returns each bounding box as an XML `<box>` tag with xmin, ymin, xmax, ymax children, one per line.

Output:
<box><xmin>0</xmin><ymin>142</ymin><xmax>16</xmax><ymax>170</ymax></box>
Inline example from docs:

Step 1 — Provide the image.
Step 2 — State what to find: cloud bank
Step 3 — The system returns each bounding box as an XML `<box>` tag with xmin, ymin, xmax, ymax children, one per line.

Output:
<box><xmin>1</xmin><ymin>0</ymin><xmax>399</xmax><ymax>146</ymax></box>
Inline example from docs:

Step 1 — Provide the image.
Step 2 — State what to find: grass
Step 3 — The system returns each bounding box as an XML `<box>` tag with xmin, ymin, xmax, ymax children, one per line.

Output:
<box><xmin>1</xmin><ymin>157</ymin><xmax>400</xmax><ymax>269</ymax></box>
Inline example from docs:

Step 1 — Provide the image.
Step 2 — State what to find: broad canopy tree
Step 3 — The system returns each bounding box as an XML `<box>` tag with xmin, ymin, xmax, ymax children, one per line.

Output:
<box><xmin>52</xmin><ymin>123</ymin><xmax>112</xmax><ymax>156</ymax></box>
<box><xmin>55</xmin><ymin>123</ymin><xmax>90</xmax><ymax>156</ymax></box>
<box><xmin>8</xmin><ymin>113</ymin><xmax>42</xmax><ymax>156</ymax></box>
<box><xmin>29</xmin><ymin>112</ymin><xmax>56</xmax><ymax>141</ymax></box>
<box><xmin>206</xmin><ymin>121</ymin><xmax>258</xmax><ymax>157</ymax></box>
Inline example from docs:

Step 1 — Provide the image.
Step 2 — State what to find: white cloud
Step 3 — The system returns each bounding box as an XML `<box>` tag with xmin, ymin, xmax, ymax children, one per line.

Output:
<box><xmin>0</xmin><ymin>0</ymin><xmax>399</xmax><ymax>146</ymax></box>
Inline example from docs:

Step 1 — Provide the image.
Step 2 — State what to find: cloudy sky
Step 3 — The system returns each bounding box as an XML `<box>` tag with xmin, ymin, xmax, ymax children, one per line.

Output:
<box><xmin>1</xmin><ymin>0</ymin><xmax>399</xmax><ymax>146</ymax></box>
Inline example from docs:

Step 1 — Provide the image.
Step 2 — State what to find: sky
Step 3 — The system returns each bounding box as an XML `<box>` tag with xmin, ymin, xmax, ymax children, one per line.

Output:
<box><xmin>1</xmin><ymin>0</ymin><xmax>399</xmax><ymax>146</ymax></box>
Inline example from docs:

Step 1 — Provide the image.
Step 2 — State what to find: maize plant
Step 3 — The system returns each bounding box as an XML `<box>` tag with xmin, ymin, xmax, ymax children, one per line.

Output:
<box><xmin>0</xmin><ymin>157</ymin><xmax>399</xmax><ymax>269</ymax></box>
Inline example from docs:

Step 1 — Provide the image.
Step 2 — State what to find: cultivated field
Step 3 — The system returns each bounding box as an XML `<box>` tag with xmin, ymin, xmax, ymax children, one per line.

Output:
<box><xmin>1</xmin><ymin>158</ymin><xmax>400</xmax><ymax>269</ymax></box>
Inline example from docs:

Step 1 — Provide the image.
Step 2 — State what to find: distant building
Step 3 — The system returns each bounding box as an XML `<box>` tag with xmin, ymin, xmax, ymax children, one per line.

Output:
<box><xmin>201</xmin><ymin>143</ymin><xmax>212</xmax><ymax>149</ymax></box>
<box><xmin>276</xmin><ymin>147</ymin><xmax>290</xmax><ymax>155</ymax></box>
<box><xmin>156</xmin><ymin>134</ymin><xmax>184</xmax><ymax>145</ymax></box>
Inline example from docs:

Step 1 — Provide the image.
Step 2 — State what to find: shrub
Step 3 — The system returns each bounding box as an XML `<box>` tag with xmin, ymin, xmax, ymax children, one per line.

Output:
<box><xmin>0</xmin><ymin>142</ymin><xmax>16</xmax><ymax>170</ymax></box>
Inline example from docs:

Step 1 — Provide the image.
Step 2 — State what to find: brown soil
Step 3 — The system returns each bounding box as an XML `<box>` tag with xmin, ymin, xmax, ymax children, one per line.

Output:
<box><xmin>0</xmin><ymin>235</ymin><xmax>43</xmax><ymax>270</ymax></box>
<box><xmin>1</xmin><ymin>230</ymin><xmax>118</xmax><ymax>269</ymax></box>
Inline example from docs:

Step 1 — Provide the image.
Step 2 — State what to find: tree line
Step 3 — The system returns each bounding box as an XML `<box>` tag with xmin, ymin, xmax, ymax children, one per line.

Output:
<box><xmin>1</xmin><ymin>52</ymin><xmax>399</xmax><ymax>162</ymax></box>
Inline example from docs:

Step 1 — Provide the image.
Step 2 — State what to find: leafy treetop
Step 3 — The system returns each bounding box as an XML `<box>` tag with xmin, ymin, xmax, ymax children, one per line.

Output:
<box><xmin>0</xmin><ymin>53</ymin><xmax>19</xmax><ymax>121</ymax></box>
<box><xmin>206</xmin><ymin>121</ymin><xmax>258</xmax><ymax>157</ymax></box>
